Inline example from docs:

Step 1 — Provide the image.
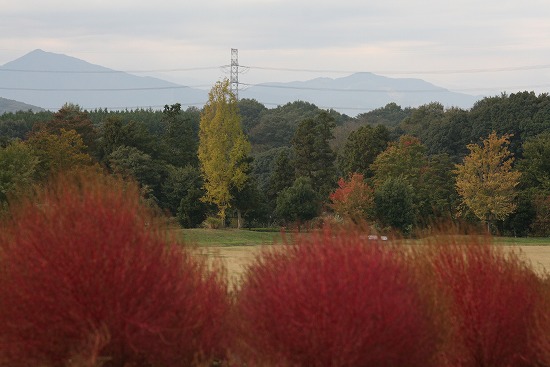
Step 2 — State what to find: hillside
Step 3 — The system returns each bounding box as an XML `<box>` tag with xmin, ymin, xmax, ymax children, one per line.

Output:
<box><xmin>0</xmin><ymin>97</ymin><xmax>44</xmax><ymax>114</ymax></box>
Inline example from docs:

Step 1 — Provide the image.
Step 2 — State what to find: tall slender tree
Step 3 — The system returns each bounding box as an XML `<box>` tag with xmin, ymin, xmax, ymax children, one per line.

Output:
<box><xmin>198</xmin><ymin>79</ymin><xmax>251</xmax><ymax>223</ymax></box>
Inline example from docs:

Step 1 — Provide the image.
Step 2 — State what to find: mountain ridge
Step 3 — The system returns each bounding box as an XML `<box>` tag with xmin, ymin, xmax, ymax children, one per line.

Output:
<box><xmin>0</xmin><ymin>50</ymin><xmax>481</xmax><ymax>116</ymax></box>
<box><xmin>241</xmin><ymin>72</ymin><xmax>480</xmax><ymax>116</ymax></box>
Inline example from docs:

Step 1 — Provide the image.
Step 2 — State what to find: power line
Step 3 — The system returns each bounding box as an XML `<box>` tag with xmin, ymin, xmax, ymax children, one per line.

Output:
<box><xmin>2</xmin><ymin>62</ymin><xmax>550</xmax><ymax>76</ymax></box>
<box><xmin>238</xmin><ymin>82</ymin><xmax>450</xmax><ymax>93</ymax></box>
<box><xmin>1</xmin><ymin>81</ymin><xmax>548</xmax><ymax>94</ymax></box>
<box><xmin>0</xmin><ymin>85</ymin><xmax>210</xmax><ymax>92</ymax></box>
<box><xmin>239</xmin><ymin>82</ymin><xmax>550</xmax><ymax>93</ymax></box>
<box><xmin>0</xmin><ymin>66</ymin><xmax>225</xmax><ymax>74</ymax></box>
<box><xmin>241</xmin><ymin>63</ymin><xmax>550</xmax><ymax>75</ymax></box>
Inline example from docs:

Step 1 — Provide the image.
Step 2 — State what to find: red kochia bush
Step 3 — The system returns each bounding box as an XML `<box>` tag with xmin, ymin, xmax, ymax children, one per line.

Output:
<box><xmin>233</xmin><ymin>227</ymin><xmax>442</xmax><ymax>367</ymax></box>
<box><xmin>429</xmin><ymin>235</ymin><xmax>541</xmax><ymax>367</ymax></box>
<box><xmin>534</xmin><ymin>277</ymin><xmax>550</xmax><ymax>366</ymax></box>
<box><xmin>0</xmin><ymin>173</ymin><xmax>229</xmax><ymax>367</ymax></box>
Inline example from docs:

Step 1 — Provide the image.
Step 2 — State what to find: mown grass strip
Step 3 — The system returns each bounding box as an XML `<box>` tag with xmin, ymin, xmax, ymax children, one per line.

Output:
<box><xmin>176</xmin><ymin>228</ymin><xmax>284</xmax><ymax>246</ymax></box>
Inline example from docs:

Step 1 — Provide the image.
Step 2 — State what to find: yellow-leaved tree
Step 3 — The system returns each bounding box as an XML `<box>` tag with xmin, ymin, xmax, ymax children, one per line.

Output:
<box><xmin>455</xmin><ymin>131</ymin><xmax>521</xmax><ymax>230</ymax></box>
<box><xmin>198</xmin><ymin>79</ymin><xmax>250</xmax><ymax>224</ymax></box>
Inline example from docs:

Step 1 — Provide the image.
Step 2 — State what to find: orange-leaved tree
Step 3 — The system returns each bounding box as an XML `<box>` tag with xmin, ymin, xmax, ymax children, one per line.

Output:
<box><xmin>329</xmin><ymin>173</ymin><xmax>374</xmax><ymax>223</ymax></box>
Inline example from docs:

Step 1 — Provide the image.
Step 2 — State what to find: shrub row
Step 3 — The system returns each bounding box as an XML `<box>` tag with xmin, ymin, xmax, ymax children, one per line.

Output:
<box><xmin>0</xmin><ymin>173</ymin><xmax>549</xmax><ymax>366</ymax></box>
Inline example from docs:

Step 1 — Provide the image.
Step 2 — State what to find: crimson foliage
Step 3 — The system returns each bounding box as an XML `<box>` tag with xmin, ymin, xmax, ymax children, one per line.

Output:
<box><xmin>233</xmin><ymin>227</ymin><xmax>441</xmax><ymax>367</ymax></box>
<box><xmin>430</xmin><ymin>236</ymin><xmax>541</xmax><ymax>367</ymax></box>
<box><xmin>0</xmin><ymin>173</ymin><xmax>229</xmax><ymax>367</ymax></box>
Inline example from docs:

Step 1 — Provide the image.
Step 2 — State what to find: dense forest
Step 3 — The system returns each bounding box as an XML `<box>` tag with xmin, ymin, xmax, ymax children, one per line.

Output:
<box><xmin>1</xmin><ymin>89</ymin><xmax>550</xmax><ymax>236</ymax></box>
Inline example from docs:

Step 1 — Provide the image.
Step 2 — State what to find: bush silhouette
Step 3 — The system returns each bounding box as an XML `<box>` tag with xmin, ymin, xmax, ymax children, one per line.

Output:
<box><xmin>0</xmin><ymin>173</ymin><xmax>229</xmax><ymax>367</ymax></box>
<box><xmin>233</xmin><ymin>226</ymin><xmax>442</xmax><ymax>367</ymax></box>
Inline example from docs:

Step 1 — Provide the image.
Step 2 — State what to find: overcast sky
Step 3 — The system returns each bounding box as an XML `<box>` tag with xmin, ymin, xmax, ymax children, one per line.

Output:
<box><xmin>1</xmin><ymin>0</ymin><xmax>550</xmax><ymax>96</ymax></box>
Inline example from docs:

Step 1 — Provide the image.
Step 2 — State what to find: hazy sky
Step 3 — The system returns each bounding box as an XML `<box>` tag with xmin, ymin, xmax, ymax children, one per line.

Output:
<box><xmin>1</xmin><ymin>0</ymin><xmax>550</xmax><ymax>96</ymax></box>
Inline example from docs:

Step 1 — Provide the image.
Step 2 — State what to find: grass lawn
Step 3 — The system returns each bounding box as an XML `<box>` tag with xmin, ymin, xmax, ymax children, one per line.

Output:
<box><xmin>175</xmin><ymin>228</ymin><xmax>284</xmax><ymax>246</ymax></box>
<box><xmin>173</xmin><ymin>227</ymin><xmax>550</xmax><ymax>247</ymax></box>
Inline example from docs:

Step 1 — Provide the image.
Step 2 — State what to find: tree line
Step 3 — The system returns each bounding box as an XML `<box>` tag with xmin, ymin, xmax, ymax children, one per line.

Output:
<box><xmin>1</xmin><ymin>85</ymin><xmax>550</xmax><ymax>235</ymax></box>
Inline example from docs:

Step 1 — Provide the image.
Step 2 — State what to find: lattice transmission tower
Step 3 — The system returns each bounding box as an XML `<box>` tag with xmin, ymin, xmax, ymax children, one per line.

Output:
<box><xmin>230</xmin><ymin>48</ymin><xmax>239</xmax><ymax>100</ymax></box>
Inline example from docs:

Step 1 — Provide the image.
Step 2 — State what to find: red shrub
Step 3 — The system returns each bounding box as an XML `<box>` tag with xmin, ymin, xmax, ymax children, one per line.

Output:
<box><xmin>0</xmin><ymin>173</ymin><xmax>229</xmax><ymax>367</ymax></box>
<box><xmin>534</xmin><ymin>278</ymin><xmax>550</xmax><ymax>366</ymax></box>
<box><xmin>429</xmin><ymin>235</ymin><xmax>541</xmax><ymax>367</ymax></box>
<box><xmin>233</xmin><ymin>226</ymin><xmax>443</xmax><ymax>367</ymax></box>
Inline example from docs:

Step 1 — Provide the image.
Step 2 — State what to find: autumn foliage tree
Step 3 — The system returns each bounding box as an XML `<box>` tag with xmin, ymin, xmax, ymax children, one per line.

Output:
<box><xmin>198</xmin><ymin>79</ymin><xmax>251</xmax><ymax>223</ymax></box>
<box><xmin>455</xmin><ymin>131</ymin><xmax>521</xmax><ymax>229</ymax></box>
<box><xmin>34</xmin><ymin>103</ymin><xmax>98</xmax><ymax>156</ymax></box>
<box><xmin>26</xmin><ymin>128</ymin><xmax>94</xmax><ymax>181</ymax></box>
<box><xmin>329</xmin><ymin>173</ymin><xmax>375</xmax><ymax>223</ymax></box>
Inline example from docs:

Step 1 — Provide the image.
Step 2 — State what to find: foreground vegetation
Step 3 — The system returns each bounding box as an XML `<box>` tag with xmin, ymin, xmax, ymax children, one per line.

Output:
<box><xmin>2</xmin><ymin>171</ymin><xmax>550</xmax><ymax>366</ymax></box>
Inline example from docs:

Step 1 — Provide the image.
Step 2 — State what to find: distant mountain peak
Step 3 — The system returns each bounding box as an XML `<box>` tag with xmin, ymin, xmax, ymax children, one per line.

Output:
<box><xmin>2</xmin><ymin>49</ymin><xmax>111</xmax><ymax>72</ymax></box>
<box><xmin>0</xmin><ymin>49</ymin><xmax>208</xmax><ymax>111</ymax></box>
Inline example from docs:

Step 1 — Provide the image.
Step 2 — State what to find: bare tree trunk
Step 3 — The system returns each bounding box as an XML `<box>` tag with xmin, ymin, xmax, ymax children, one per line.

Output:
<box><xmin>237</xmin><ymin>209</ymin><xmax>242</xmax><ymax>229</ymax></box>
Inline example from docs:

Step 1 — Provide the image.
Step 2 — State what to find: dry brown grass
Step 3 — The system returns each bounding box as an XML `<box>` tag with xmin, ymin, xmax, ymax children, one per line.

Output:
<box><xmin>204</xmin><ymin>244</ymin><xmax>550</xmax><ymax>285</ymax></box>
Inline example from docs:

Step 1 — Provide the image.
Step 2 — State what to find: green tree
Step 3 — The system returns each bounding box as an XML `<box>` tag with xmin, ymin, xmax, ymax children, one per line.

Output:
<box><xmin>232</xmin><ymin>176</ymin><xmax>270</xmax><ymax>228</ymax></box>
<box><xmin>421</xmin><ymin>107</ymin><xmax>472</xmax><ymax>161</ymax></box>
<box><xmin>161</xmin><ymin>103</ymin><xmax>198</xmax><ymax>167</ymax></box>
<box><xmin>423</xmin><ymin>153</ymin><xmax>459</xmax><ymax>220</ymax></box>
<box><xmin>399</xmin><ymin>102</ymin><xmax>445</xmax><ymax>138</ymax></box>
<box><xmin>338</xmin><ymin>124</ymin><xmax>390</xmax><ymax>177</ymax></box>
<box><xmin>267</xmin><ymin>148</ymin><xmax>295</xmax><ymax>206</ymax></box>
<box><xmin>517</xmin><ymin>131</ymin><xmax>550</xmax><ymax>192</ymax></box>
<box><xmin>371</xmin><ymin>135</ymin><xmax>455</xmax><ymax>226</ymax></box>
<box><xmin>108</xmin><ymin>146</ymin><xmax>163</xmax><ymax>204</ymax></box>
<box><xmin>248</xmin><ymin>101</ymin><xmax>321</xmax><ymax>152</ymax></box>
<box><xmin>455</xmin><ymin>131</ymin><xmax>521</xmax><ymax>229</ymax></box>
<box><xmin>250</xmin><ymin>146</ymin><xmax>289</xmax><ymax>194</ymax></box>
<box><xmin>514</xmin><ymin>132</ymin><xmax>550</xmax><ymax>235</ymax></box>
<box><xmin>160</xmin><ymin>164</ymin><xmax>204</xmax><ymax>216</ymax></box>
<box><xmin>275</xmin><ymin>177</ymin><xmax>320</xmax><ymax>230</ymax></box>
<box><xmin>372</xmin><ymin>135</ymin><xmax>428</xmax><ymax>184</ymax></box>
<box><xmin>355</xmin><ymin>102</ymin><xmax>411</xmax><ymax>128</ymax></box>
<box><xmin>198</xmin><ymin>79</ymin><xmax>251</xmax><ymax>223</ymax></box>
<box><xmin>238</xmin><ymin>98</ymin><xmax>267</xmax><ymax>134</ymax></box>
<box><xmin>0</xmin><ymin>140</ymin><xmax>38</xmax><ymax>207</ymax></box>
<box><xmin>178</xmin><ymin>186</ymin><xmax>210</xmax><ymax>228</ymax></box>
<box><xmin>292</xmin><ymin>111</ymin><xmax>337</xmax><ymax>197</ymax></box>
<box><xmin>374</xmin><ymin>176</ymin><xmax>415</xmax><ymax>234</ymax></box>
<box><xmin>97</xmin><ymin>116</ymin><xmax>128</xmax><ymax>162</ymax></box>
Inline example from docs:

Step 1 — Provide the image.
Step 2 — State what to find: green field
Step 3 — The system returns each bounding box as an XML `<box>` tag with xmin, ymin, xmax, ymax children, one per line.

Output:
<box><xmin>174</xmin><ymin>228</ymin><xmax>550</xmax><ymax>247</ymax></box>
<box><xmin>175</xmin><ymin>228</ymin><xmax>284</xmax><ymax>246</ymax></box>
